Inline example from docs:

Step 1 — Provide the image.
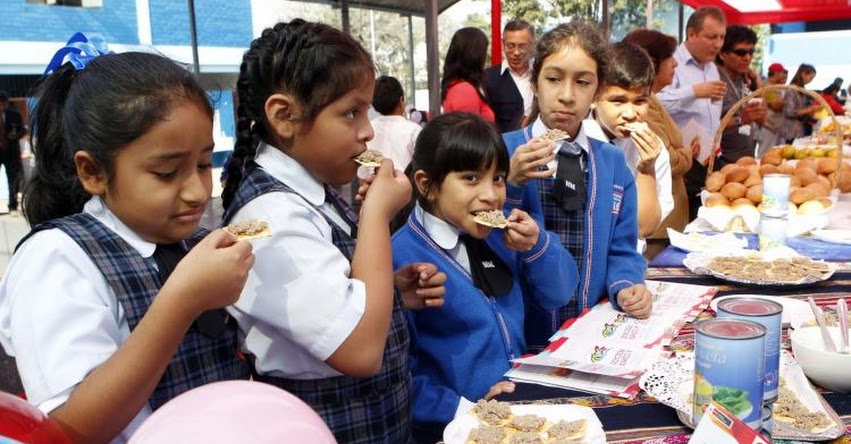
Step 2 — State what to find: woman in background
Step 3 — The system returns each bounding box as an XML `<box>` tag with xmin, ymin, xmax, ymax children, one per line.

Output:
<box><xmin>441</xmin><ymin>27</ymin><xmax>495</xmax><ymax>123</ymax></box>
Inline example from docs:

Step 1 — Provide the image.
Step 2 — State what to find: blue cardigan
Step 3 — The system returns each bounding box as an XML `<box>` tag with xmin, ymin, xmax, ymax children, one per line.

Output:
<box><xmin>503</xmin><ymin>127</ymin><xmax>647</xmax><ymax>348</ymax></box>
<box><xmin>392</xmin><ymin>213</ymin><xmax>577</xmax><ymax>426</ymax></box>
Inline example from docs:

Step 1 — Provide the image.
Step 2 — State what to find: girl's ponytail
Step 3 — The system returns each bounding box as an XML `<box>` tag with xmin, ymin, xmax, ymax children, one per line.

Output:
<box><xmin>24</xmin><ymin>64</ymin><xmax>89</xmax><ymax>226</ymax></box>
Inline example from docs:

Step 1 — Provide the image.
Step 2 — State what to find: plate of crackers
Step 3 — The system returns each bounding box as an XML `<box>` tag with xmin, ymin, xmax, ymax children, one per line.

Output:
<box><xmin>443</xmin><ymin>399</ymin><xmax>605</xmax><ymax>444</ymax></box>
<box><xmin>682</xmin><ymin>249</ymin><xmax>837</xmax><ymax>287</ymax></box>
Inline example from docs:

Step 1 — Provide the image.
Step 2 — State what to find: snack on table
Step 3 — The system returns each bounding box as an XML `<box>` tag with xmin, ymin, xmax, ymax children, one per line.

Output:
<box><xmin>471</xmin><ymin>399</ymin><xmax>513</xmax><ymax>426</ymax></box>
<box><xmin>467</xmin><ymin>425</ymin><xmax>507</xmax><ymax>444</ymax></box>
<box><xmin>508</xmin><ymin>414</ymin><xmax>547</xmax><ymax>432</ymax></box>
<box><xmin>507</xmin><ymin>431</ymin><xmax>544</xmax><ymax>444</ymax></box>
<box><xmin>354</xmin><ymin>149</ymin><xmax>383</xmax><ymax>167</ymax></box>
<box><xmin>546</xmin><ymin>419</ymin><xmax>587</xmax><ymax>441</ymax></box>
<box><xmin>774</xmin><ymin>383</ymin><xmax>834</xmax><ymax>433</ymax></box>
<box><xmin>474</xmin><ymin>210</ymin><xmax>509</xmax><ymax>229</ymax></box>
<box><xmin>224</xmin><ymin>219</ymin><xmax>272</xmax><ymax>240</ymax></box>
<box><xmin>705</xmin><ymin>255</ymin><xmax>832</xmax><ymax>283</ymax></box>
<box><xmin>541</xmin><ymin>128</ymin><xmax>570</xmax><ymax>142</ymax></box>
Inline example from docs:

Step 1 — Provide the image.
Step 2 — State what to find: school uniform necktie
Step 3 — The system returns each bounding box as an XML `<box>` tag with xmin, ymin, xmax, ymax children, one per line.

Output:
<box><xmin>459</xmin><ymin>234</ymin><xmax>513</xmax><ymax>297</ymax></box>
<box><xmin>324</xmin><ymin>185</ymin><xmax>359</xmax><ymax>238</ymax></box>
<box><xmin>551</xmin><ymin>140</ymin><xmax>586</xmax><ymax>211</ymax></box>
<box><xmin>153</xmin><ymin>243</ymin><xmax>228</xmax><ymax>338</ymax></box>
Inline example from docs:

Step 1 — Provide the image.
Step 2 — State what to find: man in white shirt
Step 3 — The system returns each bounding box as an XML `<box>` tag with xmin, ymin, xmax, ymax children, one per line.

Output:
<box><xmin>483</xmin><ymin>19</ymin><xmax>535</xmax><ymax>133</ymax></box>
<box><xmin>366</xmin><ymin>76</ymin><xmax>422</xmax><ymax>171</ymax></box>
<box><xmin>657</xmin><ymin>5</ymin><xmax>727</xmax><ymax>221</ymax></box>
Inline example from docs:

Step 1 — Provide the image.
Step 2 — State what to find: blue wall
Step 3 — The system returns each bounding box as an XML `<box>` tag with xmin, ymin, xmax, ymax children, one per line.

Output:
<box><xmin>0</xmin><ymin>0</ymin><xmax>252</xmax><ymax>47</ymax></box>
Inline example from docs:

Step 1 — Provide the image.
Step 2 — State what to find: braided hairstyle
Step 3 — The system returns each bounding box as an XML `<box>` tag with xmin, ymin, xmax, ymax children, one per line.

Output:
<box><xmin>25</xmin><ymin>52</ymin><xmax>212</xmax><ymax>226</ymax></box>
<box><xmin>221</xmin><ymin>19</ymin><xmax>374</xmax><ymax>209</ymax></box>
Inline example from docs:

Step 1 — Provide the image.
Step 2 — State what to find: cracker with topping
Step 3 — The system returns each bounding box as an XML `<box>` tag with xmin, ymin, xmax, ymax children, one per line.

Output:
<box><xmin>354</xmin><ymin>149</ymin><xmax>383</xmax><ymax>167</ymax></box>
<box><xmin>224</xmin><ymin>219</ymin><xmax>272</xmax><ymax>240</ymax></box>
<box><xmin>473</xmin><ymin>210</ymin><xmax>508</xmax><ymax>229</ymax></box>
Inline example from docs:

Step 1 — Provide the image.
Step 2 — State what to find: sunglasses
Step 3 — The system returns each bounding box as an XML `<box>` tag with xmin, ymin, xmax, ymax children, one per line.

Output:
<box><xmin>730</xmin><ymin>48</ymin><xmax>755</xmax><ymax>57</ymax></box>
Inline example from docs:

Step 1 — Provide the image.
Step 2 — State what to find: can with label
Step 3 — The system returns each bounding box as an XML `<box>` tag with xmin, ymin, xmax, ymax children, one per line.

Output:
<box><xmin>760</xmin><ymin>404</ymin><xmax>773</xmax><ymax>441</ymax></box>
<box><xmin>694</xmin><ymin>318</ymin><xmax>766</xmax><ymax>430</ymax></box>
<box><xmin>759</xmin><ymin>214</ymin><xmax>787</xmax><ymax>251</ymax></box>
<box><xmin>761</xmin><ymin>174</ymin><xmax>791</xmax><ymax>217</ymax></box>
<box><xmin>716</xmin><ymin>297</ymin><xmax>783</xmax><ymax>401</ymax></box>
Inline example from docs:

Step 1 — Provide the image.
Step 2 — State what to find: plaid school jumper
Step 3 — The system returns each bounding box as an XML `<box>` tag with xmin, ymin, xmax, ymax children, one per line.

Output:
<box><xmin>22</xmin><ymin>213</ymin><xmax>250</xmax><ymax>410</ymax></box>
<box><xmin>222</xmin><ymin>162</ymin><xmax>413</xmax><ymax>444</ymax></box>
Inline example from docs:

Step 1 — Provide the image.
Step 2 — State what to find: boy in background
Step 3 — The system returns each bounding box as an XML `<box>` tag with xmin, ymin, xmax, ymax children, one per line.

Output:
<box><xmin>368</xmin><ymin>76</ymin><xmax>422</xmax><ymax>171</ymax></box>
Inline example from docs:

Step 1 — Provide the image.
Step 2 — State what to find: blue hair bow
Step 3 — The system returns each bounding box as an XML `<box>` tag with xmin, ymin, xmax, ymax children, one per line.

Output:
<box><xmin>43</xmin><ymin>32</ymin><xmax>113</xmax><ymax>76</ymax></box>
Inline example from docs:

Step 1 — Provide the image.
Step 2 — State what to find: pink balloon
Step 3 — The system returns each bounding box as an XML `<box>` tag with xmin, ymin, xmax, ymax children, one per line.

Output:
<box><xmin>129</xmin><ymin>381</ymin><xmax>336</xmax><ymax>444</ymax></box>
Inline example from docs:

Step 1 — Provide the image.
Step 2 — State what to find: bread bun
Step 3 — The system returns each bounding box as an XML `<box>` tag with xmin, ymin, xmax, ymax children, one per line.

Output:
<box><xmin>705</xmin><ymin>171</ymin><xmax>727</xmax><ymax>192</ymax></box>
<box><xmin>777</xmin><ymin>163</ymin><xmax>796</xmax><ymax>175</ymax></box>
<box><xmin>838</xmin><ymin>162</ymin><xmax>851</xmax><ymax>193</ymax></box>
<box><xmin>759</xmin><ymin>164</ymin><xmax>779</xmax><ymax>176</ymax></box>
<box><xmin>744</xmin><ymin>173</ymin><xmax>762</xmax><ymax>187</ymax></box>
<box><xmin>731</xmin><ymin>198</ymin><xmax>756</xmax><ymax>209</ymax></box>
<box><xmin>721</xmin><ymin>182</ymin><xmax>748</xmax><ymax>200</ymax></box>
<box><xmin>705</xmin><ymin>192</ymin><xmax>730</xmax><ymax>208</ymax></box>
<box><xmin>795</xmin><ymin>167</ymin><xmax>818</xmax><ymax>186</ymax></box>
<box><xmin>790</xmin><ymin>175</ymin><xmax>802</xmax><ymax>188</ymax></box>
<box><xmin>798</xmin><ymin>199</ymin><xmax>828</xmax><ymax>215</ymax></box>
<box><xmin>726</xmin><ymin>166</ymin><xmax>750</xmax><ymax>183</ymax></box>
<box><xmin>817</xmin><ymin>157</ymin><xmax>839</xmax><ymax>174</ymax></box>
<box><xmin>790</xmin><ymin>187</ymin><xmax>817</xmax><ymax>204</ymax></box>
<box><xmin>796</xmin><ymin>158</ymin><xmax>819</xmax><ymax>172</ymax></box>
<box><xmin>736</xmin><ymin>156</ymin><xmax>757</xmax><ymax>166</ymax></box>
<box><xmin>761</xmin><ymin>150</ymin><xmax>783</xmax><ymax>166</ymax></box>
<box><xmin>720</xmin><ymin>163</ymin><xmax>739</xmax><ymax>174</ymax></box>
<box><xmin>746</xmin><ymin>184</ymin><xmax>763</xmax><ymax>204</ymax></box>
<box><xmin>804</xmin><ymin>182</ymin><xmax>829</xmax><ymax>198</ymax></box>
<box><xmin>816</xmin><ymin>174</ymin><xmax>832</xmax><ymax>192</ymax></box>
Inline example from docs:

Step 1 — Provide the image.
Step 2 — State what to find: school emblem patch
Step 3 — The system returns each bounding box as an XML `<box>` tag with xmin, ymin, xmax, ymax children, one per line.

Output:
<box><xmin>612</xmin><ymin>185</ymin><xmax>624</xmax><ymax>215</ymax></box>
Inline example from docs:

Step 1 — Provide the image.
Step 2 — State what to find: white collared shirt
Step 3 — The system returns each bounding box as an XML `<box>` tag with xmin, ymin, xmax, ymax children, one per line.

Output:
<box><xmin>530</xmin><ymin>118</ymin><xmax>592</xmax><ymax>177</ymax></box>
<box><xmin>502</xmin><ymin>61</ymin><xmax>534</xmax><ymax>117</ymax></box>
<box><xmin>366</xmin><ymin>114</ymin><xmax>422</xmax><ymax>171</ymax></box>
<box><xmin>0</xmin><ymin>197</ymin><xmax>154</xmax><ymax>443</ymax></box>
<box><xmin>226</xmin><ymin>143</ymin><xmax>367</xmax><ymax>379</ymax></box>
<box><xmin>657</xmin><ymin>43</ymin><xmax>723</xmax><ymax>140</ymax></box>
<box><xmin>414</xmin><ymin>203</ymin><xmax>471</xmax><ymax>273</ymax></box>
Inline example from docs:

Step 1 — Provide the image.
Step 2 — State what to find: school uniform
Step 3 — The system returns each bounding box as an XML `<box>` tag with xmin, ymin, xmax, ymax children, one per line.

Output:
<box><xmin>503</xmin><ymin>120</ymin><xmax>647</xmax><ymax>350</ymax></box>
<box><xmin>222</xmin><ymin>143</ymin><xmax>412</xmax><ymax>444</ymax></box>
<box><xmin>392</xmin><ymin>205</ymin><xmax>577</xmax><ymax>433</ymax></box>
<box><xmin>0</xmin><ymin>197</ymin><xmax>248</xmax><ymax>444</ymax></box>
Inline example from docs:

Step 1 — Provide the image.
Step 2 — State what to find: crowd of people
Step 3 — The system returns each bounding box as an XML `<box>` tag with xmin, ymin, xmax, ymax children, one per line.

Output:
<box><xmin>0</xmin><ymin>7</ymin><xmax>845</xmax><ymax>444</ymax></box>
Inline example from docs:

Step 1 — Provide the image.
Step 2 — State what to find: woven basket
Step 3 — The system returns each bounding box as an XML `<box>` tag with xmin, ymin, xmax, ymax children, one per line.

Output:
<box><xmin>708</xmin><ymin>83</ymin><xmax>844</xmax><ymax>185</ymax></box>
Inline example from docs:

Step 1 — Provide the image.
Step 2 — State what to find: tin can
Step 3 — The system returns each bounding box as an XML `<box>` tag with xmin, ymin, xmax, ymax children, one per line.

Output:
<box><xmin>761</xmin><ymin>174</ymin><xmax>791</xmax><ymax>217</ymax></box>
<box><xmin>760</xmin><ymin>404</ymin><xmax>773</xmax><ymax>440</ymax></box>
<box><xmin>694</xmin><ymin>318</ymin><xmax>766</xmax><ymax>429</ymax></box>
<box><xmin>759</xmin><ymin>214</ymin><xmax>787</xmax><ymax>251</ymax></box>
<box><xmin>716</xmin><ymin>297</ymin><xmax>783</xmax><ymax>401</ymax></box>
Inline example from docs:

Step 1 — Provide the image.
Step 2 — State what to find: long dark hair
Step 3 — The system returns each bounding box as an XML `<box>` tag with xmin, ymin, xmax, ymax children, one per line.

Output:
<box><xmin>440</xmin><ymin>27</ymin><xmax>489</xmax><ymax>102</ymax></box>
<box><xmin>393</xmin><ymin>112</ymin><xmax>509</xmax><ymax>231</ymax></box>
<box><xmin>25</xmin><ymin>52</ymin><xmax>212</xmax><ymax>226</ymax></box>
<box><xmin>622</xmin><ymin>29</ymin><xmax>677</xmax><ymax>76</ymax></box>
<box><xmin>221</xmin><ymin>19</ymin><xmax>374</xmax><ymax>210</ymax></box>
<box><xmin>790</xmin><ymin>64</ymin><xmax>816</xmax><ymax>87</ymax></box>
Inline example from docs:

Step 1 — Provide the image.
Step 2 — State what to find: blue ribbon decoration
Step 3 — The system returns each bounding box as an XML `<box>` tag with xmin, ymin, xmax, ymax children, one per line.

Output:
<box><xmin>42</xmin><ymin>32</ymin><xmax>113</xmax><ymax>76</ymax></box>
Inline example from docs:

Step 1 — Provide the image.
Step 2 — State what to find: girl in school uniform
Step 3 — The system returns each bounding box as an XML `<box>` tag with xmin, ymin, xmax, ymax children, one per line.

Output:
<box><xmin>0</xmin><ymin>49</ymin><xmax>254</xmax><ymax>443</ymax></box>
<box><xmin>390</xmin><ymin>112</ymin><xmax>578</xmax><ymax>443</ymax></box>
<box><xmin>219</xmin><ymin>20</ymin><xmax>444</xmax><ymax>444</ymax></box>
<box><xmin>502</xmin><ymin>21</ymin><xmax>654</xmax><ymax>350</ymax></box>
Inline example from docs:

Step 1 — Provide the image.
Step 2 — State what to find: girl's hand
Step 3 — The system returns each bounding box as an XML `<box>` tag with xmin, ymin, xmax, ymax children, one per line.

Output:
<box><xmin>360</xmin><ymin>158</ymin><xmax>412</xmax><ymax>221</ymax></box>
<box><xmin>165</xmin><ymin>229</ymin><xmax>254</xmax><ymax>315</ymax></box>
<box><xmin>502</xmin><ymin>208</ymin><xmax>539</xmax><ymax>252</ymax></box>
<box><xmin>355</xmin><ymin>174</ymin><xmax>375</xmax><ymax>204</ymax></box>
<box><xmin>508</xmin><ymin>138</ymin><xmax>556</xmax><ymax>186</ymax></box>
<box><xmin>483</xmin><ymin>381</ymin><xmax>516</xmax><ymax>400</ymax></box>
<box><xmin>395</xmin><ymin>262</ymin><xmax>447</xmax><ymax>310</ymax></box>
<box><xmin>616</xmin><ymin>283</ymin><xmax>653</xmax><ymax>319</ymax></box>
<box><xmin>630</xmin><ymin>126</ymin><xmax>661</xmax><ymax>176</ymax></box>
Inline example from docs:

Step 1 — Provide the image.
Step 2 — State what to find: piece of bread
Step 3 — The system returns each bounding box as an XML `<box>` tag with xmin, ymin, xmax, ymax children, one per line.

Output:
<box><xmin>473</xmin><ymin>210</ymin><xmax>508</xmax><ymax>228</ymax></box>
<box><xmin>354</xmin><ymin>149</ymin><xmax>383</xmax><ymax>167</ymax></box>
<box><xmin>721</xmin><ymin>182</ymin><xmax>747</xmax><ymax>200</ymax></box>
<box><xmin>705</xmin><ymin>171</ymin><xmax>727</xmax><ymax>192</ymax></box>
<box><xmin>224</xmin><ymin>219</ymin><xmax>272</xmax><ymax>240</ymax></box>
<box><xmin>725</xmin><ymin>166</ymin><xmax>750</xmax><ymax>183</ymax></box>
<box><xmin>736</xmin><ymin>156</ymin><xmax>757</xmax><ymax>166</ymax></box>
<box><xmin>746</xmin><ymin>184</ymin><xmax>763</xmax><ymax>204</ymax></box>
<box><xmin>705</xmin><ymin>192</ymin><xmax>730</xmax><ymax>208</ymax></box>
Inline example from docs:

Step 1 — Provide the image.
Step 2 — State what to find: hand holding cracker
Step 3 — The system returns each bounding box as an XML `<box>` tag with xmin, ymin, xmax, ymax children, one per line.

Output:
<box><xmin>502</xmin><ymin>208</ymin><xmax>539</xmax><ymax>252</ymax></box>
<box><xmin>360</xmin><ymin>157</ymin><xmax>411</xmax><ymax>221</ymax></box>
<box><xmin>507</xmin><ymin>138</ymin><xmax>556</xmax><ymax>186</ymax></box>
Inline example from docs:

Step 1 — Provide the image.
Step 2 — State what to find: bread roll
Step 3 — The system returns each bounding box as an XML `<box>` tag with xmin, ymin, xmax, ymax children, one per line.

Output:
<box><xmin>720</xmin><ymin>163</ymin><xmax>739</xmax><ymax>174</ymax></box>
<box><xmin>744</xmin><ymin>173</ymin><xmax>762</xmax><ymax>187</ymax></box>
<box><xmin>705</xmin><ymin>171</ymin><xmax>727</xmax><ymax>192</ymax></box>
<box><xmin>804</xmin><ymin>182</ymin><xmax>829</xmax><ymax>198</ymax></box>
<box><xmin>795</xmin><ymin>167</ymin><xmax>818</xmax><ymax>186</ymax></box>
<box><xmin>796</xmin><ymin>158</ymin><xmax>819</xmax><ymax>172</ymax></box>
<box><xmin>736</xmin><ymin>156</ymin><xmax>757</xmax><ymax>166</ymax></box>
<box><xmin>838</xmin><ymin>162</ymin><xmax>851</xmax><ymax>193</ymax></box>
<box><xmin>816</xmin><ymin>174</ymin><xmax>832</xmax><ymax>192</ymax></box>
<box><xmin>705</xmin><ymin>192</ymin><xmax>730</xmax><ymax>208</ymax></box>
<box><xmin>726</xmin><ymin>166</ymin><xmax>750</xmax><ymax>183</ymax></box>
<box><xmin>798</xmin><ymin>199</ymin><xmax>827</xmax><ymax>215</ymax></box>
<box><xmin>817</xmin><ymin>157</ymin><xmax>839</xmax><ymax>174</ymax></box>
<box><xmin>777</xmin><ymin>163</ymin><xmax>796</xmax><ymax>175</ymax></box>
<box><xmin>790</xmin><ymin>187</ymin><xmax>817</xmax><ymax>204</ymax></box>
<box><xmin>731</xmin><ymin>198</ymin><xmax>756</xmax><ymax>209</ymax></box>
<box><xmin>759</xmin><ymin>164</ymin><xmax>779</xmax><ymax>176</ymax></box>
<box><xmin>721</xmin><ymin>182</ymin><xmax>747</xmax><ymax>200</ymax></box>
<box><xmin>746</xmin><ymin>184</ymin><xmax>763</xmax><ymax>204</ymax></box>
<box><xmin>761</xmin><ymin>150</ymin><xmax>783</xmax><ymax>166</ymax></box>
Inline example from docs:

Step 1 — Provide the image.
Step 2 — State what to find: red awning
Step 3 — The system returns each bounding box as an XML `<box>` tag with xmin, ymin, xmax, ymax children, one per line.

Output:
<box><xmin>678</xmin><ymin>0</ymin><xmax>851</xmax><ymax>25</ymax></box>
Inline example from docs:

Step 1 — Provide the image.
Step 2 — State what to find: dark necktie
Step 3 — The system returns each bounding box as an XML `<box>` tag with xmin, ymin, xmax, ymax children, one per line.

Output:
<box><xmin>551</xmin><ymin>140</ymin><xmax>586</xmax><ymax>211</ymax></box>
<box><xmin>0</xmin><ymin>113</ymin><xmax>6</xmax><ymax>150</ymax></box>
<box><xmin>460</xmin><ymin>234</ymin><xmax>513</xmax><ymax>297</ymax></box>
<box><xmin>153</xmin><ymin>243</ymin><xmax>227</xmax><ymax>338</ymax></box>
<box><xmin>324</xmin><ymin>185</ymin><xmax>358</xmax><ymax>238</ymax></box>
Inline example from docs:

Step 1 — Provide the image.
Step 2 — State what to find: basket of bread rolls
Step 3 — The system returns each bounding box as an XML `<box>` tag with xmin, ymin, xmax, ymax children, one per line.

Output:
<box><xmin>702</xmin><ymin>84</ymin><xmax>845</xmax><ymax>234</ymax></box>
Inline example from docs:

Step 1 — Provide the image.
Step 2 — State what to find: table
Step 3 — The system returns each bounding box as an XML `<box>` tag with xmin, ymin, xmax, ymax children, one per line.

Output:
<box><xmin>496</xmin><ymin>262</ymin><xmax>851</xmax><ymax>443</ymax></box>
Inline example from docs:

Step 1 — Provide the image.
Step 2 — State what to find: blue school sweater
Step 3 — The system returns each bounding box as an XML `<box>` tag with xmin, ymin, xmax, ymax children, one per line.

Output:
<box><xmin>503</xmin><ymin>128</ymin><xmax>647</xmax><ymax>348</ymax></box>
<box><xmin>391</xmin><ymin>212</ymin><xmax>577</xmax><ymax>426</ymax></box>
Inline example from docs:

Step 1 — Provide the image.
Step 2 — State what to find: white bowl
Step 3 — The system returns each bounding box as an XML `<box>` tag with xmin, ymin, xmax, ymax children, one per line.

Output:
<box><xmin>790</xmin><ymin>326</ymin><xmax>851</xmax><ymax>393</ymax></box>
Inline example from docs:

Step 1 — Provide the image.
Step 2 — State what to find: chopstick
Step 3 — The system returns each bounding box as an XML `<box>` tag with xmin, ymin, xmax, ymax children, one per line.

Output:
<box><xmin>808</xmin><ymin>297</ymin><xmax>837</xmax><ymax>353</ymax></box>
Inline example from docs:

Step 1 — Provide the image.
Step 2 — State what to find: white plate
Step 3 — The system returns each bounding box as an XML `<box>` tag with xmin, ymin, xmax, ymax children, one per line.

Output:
<box><xmin>709</xmin><ymin>295</ymin><xmax>813</xmax><ymax>327</ymax></box>
<box><xmin>443</xmin><ymin>404</ymin><xmax>606</xmax><ymax>444</ymax></box>
<box><xmin>811</xmin><ymin>229</ymin><xmax>851</xmax><ymax>245</ymax></box>
<box><xmin>667</xmin><ymin>229</ymin><xmax>748</xmax><ymax>253</ymax></box>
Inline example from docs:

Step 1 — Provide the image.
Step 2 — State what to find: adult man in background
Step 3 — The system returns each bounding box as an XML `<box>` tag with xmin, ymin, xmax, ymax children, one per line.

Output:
<box><xmin>658</xmin><ymin>6</ymin><xmax>727</xmax><ymax>221</ymax></box>
<box><xmin>757</xmin><ymin>63</ymin><xmax>789</xmax><ymax>154</ymax></box>
<box><xmin>715</xmin><ymin>25</ymin><xmax>767</xmax><ymax>167</ymax></box>
<box><xmin>367</xmin><ymin>76</ymin><xmax>422</xmax><ymax>171</ymax></box>
<box><xmin>483</xmin><ymin>19</ymin><xmax>535</xmax><ymax>133</ymax></box>
<box><xmin>0</xmin><ymin>92</ymin><xmax>25</xmax><ymax>215</ymax></box>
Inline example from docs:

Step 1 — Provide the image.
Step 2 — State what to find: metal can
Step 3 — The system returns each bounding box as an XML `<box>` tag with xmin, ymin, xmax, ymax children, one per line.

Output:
<box><xmin>760</xmin><ymin>404</ymin><xmax>773</xmax><ymax>441</ymax></box>
<box><xmin>694</xmin><ymin>318</ymin><xmax>766</xmax><ymax>430</ymax></box>
<box><xmin>759</xmin><ymin>214</ymin><xmax>787</xmax><ymax>251</ymax></box>
<box><xmin>761</xmin><ymin>174</ymin><xmax>791</xmax><ymax>217</ymax></box>
<box><xmin>716</xmin><ymin>297</ymin><xmax>783</xmax><ymax>401</ymax></box>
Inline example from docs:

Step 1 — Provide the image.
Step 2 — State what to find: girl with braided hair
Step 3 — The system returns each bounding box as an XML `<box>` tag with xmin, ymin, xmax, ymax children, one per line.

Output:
<box><xmin>220</xmin><ymin>19</ymin><xmax>445</xmax><ymax>443</ymax></box>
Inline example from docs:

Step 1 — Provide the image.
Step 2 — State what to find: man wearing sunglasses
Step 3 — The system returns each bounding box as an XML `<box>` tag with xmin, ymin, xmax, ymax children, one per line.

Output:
<box><xmin>716</xmin><ymin>25</ymin><xmax>767</xmax><ymax>167</ymax></box>
<box><xmin>483</xmin><ymin>19</ymin><xmax>535</xmax><ymax>133</ymax></box>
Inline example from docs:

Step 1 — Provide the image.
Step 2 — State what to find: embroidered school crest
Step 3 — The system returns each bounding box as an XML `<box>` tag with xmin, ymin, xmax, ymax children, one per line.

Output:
<box><xmin>612</xmin><ymin>185</ymin><xmax>624</xmax><ymax>215</ymax></box>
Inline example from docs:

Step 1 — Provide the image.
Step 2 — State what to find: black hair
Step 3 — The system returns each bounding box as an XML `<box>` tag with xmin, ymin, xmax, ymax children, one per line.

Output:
<box><xmin>222</xmin><ymin>19</ymin><xmax>374</xmax><ymax>210</ymax></box>
<box><xmin>686</xmin><ymin>5</ymin><xmax>726</xmax><ymax>34</ymax></box>
<box><xmin>503</xmin><ymin>18</ymin><xmax>534</xmax><ymax>38</ymax></box>
<box><xmin>392</xmin><ymin>112</ymin><xmax>509</xmax><ymax>231</ymax></box>
<box><xmin>602</xmin><ymin>41</ymin><xmax>655</xmax><ymax>91</ymax></box>
<box><xmin>720</xmin><ymin>25</ymin><xmax>757</xmax><ymax>54</ymax></box>
<box><xmin>25</xmin><ymin>52</ymin><xmax>212</xmax><ymax>226</ymax></box>
<box><xmin>0</xmin><ymin>91</ymin><xmax>8</xmax><ymax>103</ymax></box>
<box><xmin>440</xmin><ymin>27</ymin><xmax>489</xmax><ymax>102</ymax></box>
<box><xmin>790</xmin><ymin>64</ymin><xmax>816</xmax><ymax>87</ymax></box>
<box><xmin>622</xmin><ymin>29</ymin><xmax>677</xmax><ymax>76</ymax></box>
<box><xmin>373</xmin><ymin>75</ymin><xmax>404</xmax><ymax>115</ymax></box>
